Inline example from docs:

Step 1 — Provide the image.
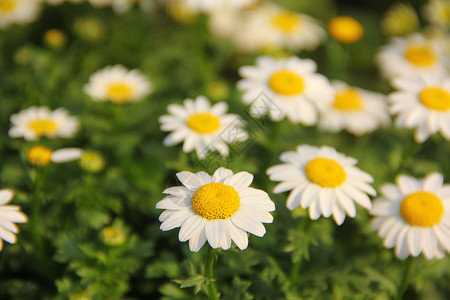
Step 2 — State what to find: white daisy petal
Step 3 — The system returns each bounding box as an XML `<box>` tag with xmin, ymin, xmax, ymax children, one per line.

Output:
<box><xmin>308</xmin><ymin>199</ymin><xmax>321</xmax><ymax>220</ymax></box>
<box><xmin>224</xmin><ymin>172</ymin><xmax>253</xmax><ymax>192</ymax></box>
<box><xmin>0</xmin><ymin>190</ymin><xmax>14</xmax><ymax>205</ymax></box>
<box><xmin>189</xmin><ymin>227</ymin><xmax>207</xmax><ymax>253</ymax></box>
<box><xmin>229</xmin><ymin>222</ymin><xmax>249</xmax><ymax>250</ymax></box>
<box><xmin>179</xmin><ymin>215</ymin><xmax>207</xmax><ymax>242</ymax></box>
<box><xmin>407</xmin><ymin>227</ymin><xmax>421</xmax><ymax>257</ymax></box>
<box><xmin>231</xmin><ymin>210</ymin><xmax>266</xmax><ymax>237</ymax></box>
<box><xmin>177</xmin><ymin>172</ymin><xmax>202</xmax><ymax>189</ymax></box>
<box><xmin>51</xmin><ymin>148</ymin><xmax>83</xmax><ymax>163</ymax></box>
<box><xmin>160</xmin><ymin>209</ymin><xmax>194</xmax><ymax>231</ymax></box>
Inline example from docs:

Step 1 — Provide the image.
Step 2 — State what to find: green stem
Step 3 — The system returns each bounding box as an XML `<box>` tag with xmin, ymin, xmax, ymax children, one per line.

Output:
<box><xmin>205</xmin><ymin>247</ymin><xmax>219</xmax><ymax>300</ymax></box>
<box><xmin>31</xmin><ymin>167</ymin><xmax>44</xmax><ymax>251</ymax></box>
<box><xmin>395</xmin><ymin>258</ymin><xmax>414</xmax><ymax>300</ymax></box>
<box><xmin>289</xmin><ymin>217</ymin><xmax>311</xmax><ymax>286</ymax></box>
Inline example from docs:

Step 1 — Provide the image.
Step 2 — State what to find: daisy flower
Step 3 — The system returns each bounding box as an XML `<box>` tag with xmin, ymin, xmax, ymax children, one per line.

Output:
<box><xmin>371</xmin><ymin>173</ymin><xmax>450</xmax><ymax>259</ymax></box>
<box><xmin>237</xmin><ymin>56</ymin><xmax>333</xmax><ymax>125</ymax></box>
<box><xmin>389</xmin><ymin>74</ymin><xmax>450</xmax><ymax>142</ymax></box>
<box><xmin>9</xmin><ymin>106</ymin><xmax>79</xmax><ymax>141</ymax></box>
<box><xmin>231</xmin><ymin>3</ymin><xmax>326</xmax><ymax>52</ymax></box>
<box><xmin>0</xmin><ymin>189</ymin><xmax>28</xmax><ymax>251</ymax></box>
<box><xmin>159</xmin><ymin>96</ymin><xmax>248</xmax><ymax>159</ymax></box>
<box><xmin>26</xmin><ymin>145</ymin><xmax>83</xmax><ymax>166</ymax></box>
<box><xmin>376</xmin><ymin>33</ymin><xmax>448</xmax><ymax>78</ymax></box>
<box><xmin>180</xmin><ymin>0</ymin><xmax>256</xmax><ymax>13</ymax></box>
<box><xmin>318</xmin><ymin>80</ymin><xmax>390</xmax><ymax>135</ymax></box>
<box><xmin>267</xmin><ymin>145</ymin><xmax>376</xmax><ymax>225</ymax></box>
<box><xmin>423</xmin><ymin>0</ymin><xmax>450</xmax><ymax>29</ymax></box>
<box><xmin>84</xmin><ymin>65</ymin><xmax>152</xmax><ymax>103</ymax></box>
<box><xmin>156</xmin><ymin>167</ymin><xmax>275</xmax><ymax>252</ymax></box>
<box><xmin>0</xmin><ymin>0</ymin><xmax>41</xmax><ymax>29</ymax></box>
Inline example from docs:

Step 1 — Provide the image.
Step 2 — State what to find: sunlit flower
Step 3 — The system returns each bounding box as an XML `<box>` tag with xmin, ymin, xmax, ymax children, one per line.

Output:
<box><xmin>230</xmin><ymin>3</ymin><xmax>326</xmax><ymax>52</ymax></box>
<box><xmin>0</xmin><ymin>0</ymin><xmax>41</xmax><ymax>29</ymax></box>
<box><xmin>371</xmin><ymin>173</ymin><xmax>450</xmax><ymax>259</ymax></box>
<box><xmin>159</xmin><ymin>96</ymin><xmax>248</xmax><ymax>159</ymax></box>
<box><xmin>376</xmin><ymin>33</ymin><xmax>448</xmax><ymax>78</ymax></box>
<box><xmin>9</xmin><ymin>106</ymin><xmax>79</xmax><ymax>141</ymax></box>
<box><xmin>238</xmin><ymin>56</ymin><xmax>333</xmax><ymax>124</ymax></box>
<box><xmin>389</xmin><ymin>75</ymin><xmax>450</xmax><ymax>142</ymax></box>
<box><xmin>318</xmin><ymin>80</ymin><xmax>390</xmax><ymax>135</ymax></box>
<box><xmin>0</xmin><ymin>189</ymin><xmax>28</xmax><ymax>251</ymax></box>
<box><xmin>180</xmin><ymin>0</ymin><xmax>256</xmax><ymax>12</ymax></box>
<box><xmin>26</xmin><ymin>146</ymin><xmax>83</xmax><ymax>166</ymax></box>
<box><xmin>267</xmin><ymin>145</ymin><xmax>375</xmax><ymax>225</ymax></box>
<box><xmin>328</xmin><ymin>16</ymin><xmax>364</xmax><ymax>44</ymax></box>
<box><xmin>424</xmin><ymin>0</ymin><xmax>450</xmax><ymax>29</ymax></box>
<box><xmin>84</xmin><ymin>65</ymin><xmax>152</xmax><ymax>103</ymax></box>
<box><xmin>381</xmin><ymin>2</ymin><xmax>419</xmax><ymax>36</ymax></box>
<box><xmin>156</xmin><ymin>167</ymin><xmax>275</xmax><ymax>252</ymax></box>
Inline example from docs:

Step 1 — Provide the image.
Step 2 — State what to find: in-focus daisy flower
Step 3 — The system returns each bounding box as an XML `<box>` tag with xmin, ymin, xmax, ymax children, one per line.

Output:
<box><xmin>238</xmin><ymin>56</ymin><xmax>333</xmax><ymax>124</ymax></box>
<box><xmin>267</xmin><ymin>145</ymin><xmax>376</xmax><ymax>225</ymax></box>
<box><xmin>371</xmin><ymin>173</ymin><xmax>450</xmax><ymax>259</ymax></box>
<box><xmin>180</xmin><ymin>0</ymin><xmax>256</xmax><ymax>13</ymax></box>
<box><xmin>328</xmin><ymin>16</ymin><xmax>364</xmax><ymax>44</ymax></box>
<box><xmin>424</xmin><ymin>0</ymin><xmax>450</xmax><ymax>29</ymax></box>
<box><xmin>0</xmin><ymin>0</ymin><xmax>41</xmax><ymax>29</ymax></box>
<box><xmin>389</xmin><ymin>75</ymin><xmax>450</xmax><ymax>142</ymax></box>
<box><xmin>376</xmin><ymin>33</ymin><xmax>448</xmax><ymax>78</ymax></box>
<box><xmin>381</xmin><ymin>2</ymin><xmax>419</xmax><ymax>36</ymax></box>
<box><xmin>156</xmin><ymin>167</ymin><xmax>275</xmax><ymax>252</ymax></box>
<box><xmin>84</xmin><ymin>65</ymin><xmax>153</xmax><ymax>104</ymax></box>
<box><xmin>0</xmin><ymin>189</ymin><xmax>28</xmax><ymax>251</ymax></box>
<box><xmin>26</xmin><ymin>145</ymin><xmax>83</xmax><ymax>166</ymax></box>
<box><xmin>9</xmin><ymin>106</ymin><xmax>79</xmax><ymax>141</ymax></box>
<box><xmin>318</xmin><ymin>81</ymin><xmax>390</xmax><ymax>135</ymax></box>
<box><xmin>159</xmin><ymin>96</ymin><xmax>248</xmax><ymax>159</ymax></box>
<box><xmin>231</xmin><ymin>3</ymin><xmax>326</xmax><ymax>52</ymax></box>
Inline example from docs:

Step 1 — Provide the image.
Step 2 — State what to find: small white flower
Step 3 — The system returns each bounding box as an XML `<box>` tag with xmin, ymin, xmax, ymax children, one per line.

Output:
<box><xmin>159</xmin><ymin>96</ymin><xmax>248</xmax><ymax>159</ymax></box>
<box><xmin>238</xmin><ymin>56</ymin><xmax>333</xmax><ymax>125</ymax></box>
<box><xmin>389</xmin><ymin>74</ymin><xmax>450</xmax><ymax>142</ymax></box>
<box><xmin>371</xmin><ymin>173</ymin><xmax>450</xmax><ymax>259</ymax></box>
<box><xmin>0</xmin><ymin>0</ymin><xmax>41</xmax><ymax>29</ymax></box>
<box><xmin>318</xmin><ymin>81</ymin><xmax>390</xmax><ymax>135</ymax></box>
<box><xmin>9</xmin><ymin>106</ymin><xmax>79</xmax><ymax>141</ymax></box>
<box><xmin>84</xmin><ymin>65</ymin><xmax>153</xmax><ymax>103</ymax></box>
<box><xmin>156</xmin><ymin>167</ymin><xmax>275</xmax><ymax>252</ymax></box>
<box><xmin>180</xmin><ymin>0</ymin><xmax>256</xmax><ymax>12</ymax></box>
<box><xmin>267</xmin><ymin>145</ymin><xmax>376</xmax><ymax>225</ymax></box>
<box><xmin>0</xmin><ymin>189</ymin><xmax>28</xmax><ymax>251</ymax></box>
<box><xmin>376</xmin><ymin>33</ymin><xmax>448</xmax><ymax>79</ymax></box>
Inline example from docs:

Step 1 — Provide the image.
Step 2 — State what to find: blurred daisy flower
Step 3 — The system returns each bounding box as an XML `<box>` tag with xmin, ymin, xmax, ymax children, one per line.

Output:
<box><xmin>229</xmin><ymin>3</ymin><xmax>326</xmax><ymax>53</ymax></box>
<box><xmin>318</xmin><ymin>81</ymin><xmax>390</xmax><ymax>135</ymax></box>
<box><xmin>267</xmin><ymin>145</ymin><xmax>375</xmax><ymax>225</ymax></box>
<box><xmin>0</xmin><ymin>189</ymin><xmax>28</xmax><ymax>251</ymax></box>
<box><xmin>424</xmin><ymin>0</ymin><xmax>450</xmax><ymax>29</ymax></box>
<box><xmin>26</xmin><ymin>146</ymin><xmax>83</xmax><ymax>167</ymax></box>
<box><xmin>156</xmin><ymin>167</ymin><xmax>275</xmax><ymax>252</ymax></box>
<box><xmin>371</xmin><ymin>173</ymin><xmax>450</xmax><ymax>259</ymax></box>
<box><xmin>179</xmin><ymin>0</ymin><xmax>256</xmax><ymax>13</ymax></box>
<box><xmin>84</xmin><ymin>65</ymin><xmax>153</xmax><ymax>104</ymax></box>
<box><xmin>0</xmin><ymin>0</ymin><xmax>41</xmax><ymax>29</ymax></box>
<box><xmin>159</xmin><ymin>96</ymin><xmax>248</xmax><ymax>159</ymax></box>
<box><xmin>328</xmin><ymin>16</ymin><xmax>364</xmax><ymax>44</ymax></box>
<box><xmin>9</xmin><ymin>106</ymin><xmax>79</xmax><ymax>141</ymax></box>
<box><xmin>381</xmin><ymin>2</ymin><xmax>419</xmax><ymax>36</ymax></box>
<box><xmin>389</xmin><ymin>75</ymin><xmax>450</xmax><ymax>143</ymax></box>
<box><xmin>376</xmin><ymin>33</ymin><xmax>448</xmax><ymax>78</ymax></box>
<box><xmin>237</xmin><ymin>56</ymin><xmax>333</xmax><ymax>125</ymax></box>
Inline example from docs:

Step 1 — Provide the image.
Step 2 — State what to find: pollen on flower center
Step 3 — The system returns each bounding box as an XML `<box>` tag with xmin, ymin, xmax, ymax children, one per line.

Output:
<box><xmin>400</xmin><ymin>191</ymin><xmax>444</xmax><ymax>227</ymax></box>
<box><xmin>419</xmin><ymin>87</ymin><xmax>450</xmax><ymax>111</ymax></box>
<box><xmin>333</xmin><ymin>88</ymin><xmax>363</xmax><ymax>111</ymax></box>
<box><xmin>107</xmin><ymin>82</ymin><xmax>133</xmax><ymax>103</ymax></box>
<box><xmin>305</xmin><ymin>157</ymin><xmax>347</xmax><ymax>188</ymax></box>
<box><xmin>187</xmin><ymin>113</ymin><xmax>221</xmax><ymax>134</ymax></box>
<box><xmin>191</xmin><ymin>182</ymin><xmax>240</xmax><ymax>220</ymax></box>
<box><xmin>404</xmin><ymin>44</ymin><xmax>436</xmax><ymax>67</ymax></box>
<box><xmin>272</xmin><ymin>12</ymin><xmax>301</xmax><ymax>33</ymax></box>
<box><xmin>268</xmin><ymin>70</ymin><xmax>304</xmax><ymax>96</ymax></box>
<box><xmin>0</xmin><ymin>0</ymin><xmax>16</xmax><ymax>13</ymax></box>
<box><xmin>28</xmin><ymin>119</ymin><xmax>58</xmax><ymax>136</ymax></box>
<box><xmin>26</xmin><ymin>146</ymin><xmax>52</xmax><ymax>166</ymax></box>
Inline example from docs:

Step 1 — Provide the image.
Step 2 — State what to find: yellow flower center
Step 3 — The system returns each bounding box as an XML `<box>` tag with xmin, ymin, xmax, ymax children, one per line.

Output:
<box><xmin>191</xmin><ymin>182</ymin><xmax>240</xmax><ymax>220</ymax></box>
<box><xmin>0</xmin><ymin>0</ymin><xmax>16</xmax><ymax>13</ymax></box>
<box><xmin>272</xmin><ymin>12</ymin><xmax>301</xmax><ymax>33</ymax></box>
<box><xmin>100</xmin><ymin>226</ymin><xmax>126</xmax><ymax>246</ymax></box>
<box><xmin>186</xmin><ymin>113</ymin><xmax>221</xmax><ymax>134</ymax></box>
<box><xmin>328</xmin><ymin>16</ymin><xmax>364</xmax><ymax>44</ymax></box>
<box><xmin>404</xmin><ymin>44</ymin><xmax>436</xmax><ymax>67</ymax></box>
<box><xmin>333</xmin><ymin>88</ymin><xmax>363</xmax><ymax>111</ymax></box>
<box><xmin>305</xmin><ymin>158</ymin><xmax>347</xmax><ymax>188</ymax></box>
<box><xmin>419</xmin><ymin>87</ymin><xmax>450</xmax><ymax>111</ymax></box>
<box><xmin>28</xmin><ymin>119</ymin><xmax>58</xmax><ymax>137</ymax></box>
<box><xmin>107</xmin><ymin>82</ymin><xmax>133</xmax><ymax>103</ymax></box>
<box><xmin>26</xmin><ymin>146</ymin><xmax>53</xmax><ymax>166</ymax></box>
<box><xmin>268</xmin><ymin>70</ymin><xmax>304</xmax><ymax>96</ymax></box>
<box><xmin>400</xmin><ymin>191</ymin><xmax>444</xmax><ymax>227</ymax></box>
